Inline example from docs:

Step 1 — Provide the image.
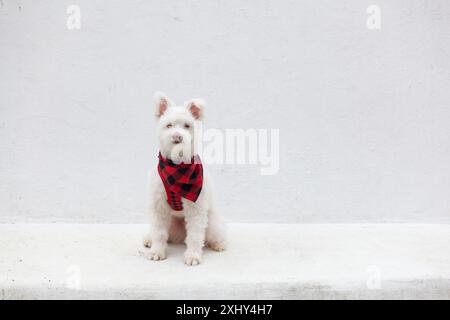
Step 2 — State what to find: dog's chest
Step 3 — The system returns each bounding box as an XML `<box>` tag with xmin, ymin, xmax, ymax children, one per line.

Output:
<box><xmin>151</xmin><ymin>166</ymin><xmax>207</xmax><ymax>217</ymax></box>
<box><xmin>154</xmin><ymin>181</ymin><xmax>191</xmax><ymax>217</ymax></box>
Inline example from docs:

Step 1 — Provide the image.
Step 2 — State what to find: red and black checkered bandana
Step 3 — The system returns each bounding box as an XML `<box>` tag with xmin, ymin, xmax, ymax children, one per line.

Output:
<box><xmin>157</xmin><ymin>152</ymin><xmax>203</xmax><ymax>211</ymax></box>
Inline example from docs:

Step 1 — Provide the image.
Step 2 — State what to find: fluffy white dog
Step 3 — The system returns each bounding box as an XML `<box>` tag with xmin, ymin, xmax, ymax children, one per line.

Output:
<box><xmin>143</xmin><ymin>92</ymin><xmax>227</xmax><ymax>266</ymax></box>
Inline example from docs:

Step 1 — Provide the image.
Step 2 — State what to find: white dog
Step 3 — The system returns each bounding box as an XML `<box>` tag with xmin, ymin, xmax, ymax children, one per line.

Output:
<box><xmin>143</xmin><ymin>92</ymin><xmax>227</xmax><ymax>266</ymax></box>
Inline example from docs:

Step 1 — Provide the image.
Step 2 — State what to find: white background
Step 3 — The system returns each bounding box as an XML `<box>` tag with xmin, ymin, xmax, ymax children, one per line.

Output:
<box><xmin>1</xmin><ymin>0</ymin><xmax>449</xmax><ymax>223</ymax></box>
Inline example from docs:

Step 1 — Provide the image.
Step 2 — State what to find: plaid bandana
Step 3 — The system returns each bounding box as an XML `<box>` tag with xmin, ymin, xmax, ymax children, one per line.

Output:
<box><xmin>157</xmin><ymin>152</ymin><xmax>203</xmax><ymax>211</ymax></box>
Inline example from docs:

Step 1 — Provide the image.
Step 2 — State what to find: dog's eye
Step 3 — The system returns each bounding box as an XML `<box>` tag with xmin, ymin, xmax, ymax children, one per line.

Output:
<box><xmin>166</xmin><ymin>123</ymin><xmax>172</xmax><ymax>128</ymax></box>
<box><xmin>184</xmin><ymin>123</ymin><xmax>190</xmax><ymax>129</ymax></box>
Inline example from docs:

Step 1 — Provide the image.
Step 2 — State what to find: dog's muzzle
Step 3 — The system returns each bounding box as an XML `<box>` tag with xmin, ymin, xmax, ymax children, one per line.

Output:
<box><xmin>172</xmin><ymin>134</ymin><xmax>183</xmax><ymax>144</ymax></box>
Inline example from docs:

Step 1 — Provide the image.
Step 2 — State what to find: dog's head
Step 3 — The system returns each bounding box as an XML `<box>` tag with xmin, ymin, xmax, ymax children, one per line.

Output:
<box><xmin>154</xmin><ymin>91</ymin><xmax>204</xmax><ymax>163</ymax></box>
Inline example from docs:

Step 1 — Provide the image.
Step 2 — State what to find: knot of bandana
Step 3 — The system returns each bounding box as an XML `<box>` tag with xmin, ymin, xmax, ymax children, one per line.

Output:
<box><xmin>157</xmin><ymin>152</ymin><xmax>203</xmax><ymax>211</ymax></box>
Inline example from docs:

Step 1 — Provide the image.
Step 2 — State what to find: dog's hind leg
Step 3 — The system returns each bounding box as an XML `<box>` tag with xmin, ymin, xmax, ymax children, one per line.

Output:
<box><xmin>143</xmin><ymin>233</ymin><xmax>152</xmax><ymax>248</ymax></box>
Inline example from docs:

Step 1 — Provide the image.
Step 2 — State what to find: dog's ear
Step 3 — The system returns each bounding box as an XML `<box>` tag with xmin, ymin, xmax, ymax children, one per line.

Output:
<box><xmin>154</xmin><ymin>91</ymin><xmax>174</xmax><ymax>117</ymax></box>
<box><xmin>185</xmin><ymin>98</ymin><xmax>205</xmax><ymax>120</ymax></box>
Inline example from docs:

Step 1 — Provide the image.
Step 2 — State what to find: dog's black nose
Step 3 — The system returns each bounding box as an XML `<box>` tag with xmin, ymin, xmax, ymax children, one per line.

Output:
<box><xmin>172</xmin><ymin>134</ymin><xmax>183</xmax><ymax>144</ymax></box>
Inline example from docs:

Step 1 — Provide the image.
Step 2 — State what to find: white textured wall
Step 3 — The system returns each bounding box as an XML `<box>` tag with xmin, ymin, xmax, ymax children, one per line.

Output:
<box><xmin>1</xmin><ymin>0</ymin><xmax>450</xmax><ymax>223</ymax></box>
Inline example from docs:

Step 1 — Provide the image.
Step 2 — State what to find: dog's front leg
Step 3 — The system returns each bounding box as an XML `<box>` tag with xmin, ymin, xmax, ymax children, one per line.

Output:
<box><xmin>183</xmin><ymin>210</ymin><xmax>208</xmax><ymax>266</ymax></box>
<box><xmin>147</xmin><ymin>210</ymin><xmax>171</xmax><ymax>261</ymax></box>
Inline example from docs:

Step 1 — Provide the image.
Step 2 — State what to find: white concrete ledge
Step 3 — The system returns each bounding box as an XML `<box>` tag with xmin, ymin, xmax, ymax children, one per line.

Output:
<box><xmin>0</xmin><ymin>223</ymin><xmax>449</xmax><ymax>299</ymax></box>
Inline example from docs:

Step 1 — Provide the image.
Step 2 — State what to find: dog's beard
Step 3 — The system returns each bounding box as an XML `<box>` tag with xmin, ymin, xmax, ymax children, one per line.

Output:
<box><xmin>166</xmin><ymin>142</ymin><xmax>193</xmax><ymax>164</ymax></box>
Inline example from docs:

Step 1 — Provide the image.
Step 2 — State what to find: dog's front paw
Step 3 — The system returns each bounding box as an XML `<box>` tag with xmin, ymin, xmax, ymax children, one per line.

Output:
<box><xmin>146</xmin><ymin>248</ymin><xmax>166</xmax><ymax>261</ymax></box>
<box><xmin>184</xmin><ymin>252</ymin><xmax>202</xmax><ymax>266</ymax></box>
